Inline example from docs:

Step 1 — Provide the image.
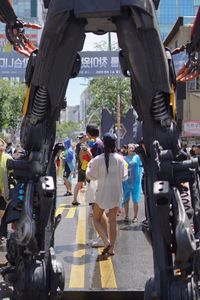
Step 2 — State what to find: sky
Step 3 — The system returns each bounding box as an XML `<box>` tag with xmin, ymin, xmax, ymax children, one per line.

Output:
<box><xmin>66</xmin><ymin>33</ymin><xmax>117</xmax><ymax>106</ymax></box>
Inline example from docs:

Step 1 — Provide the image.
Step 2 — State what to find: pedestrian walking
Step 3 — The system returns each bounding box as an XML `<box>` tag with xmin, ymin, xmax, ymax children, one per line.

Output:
<box><xmin>73</xmin><ymin>133</ymin><xmax>92</xmax><ymax>205</ymax></box>
<box><xmin>122</xmin><ymin>144</ymin><xmax>143</xmax><ymax>223</ymax></box>
<box><xmin>0</xmin><ymin>139</ymin><xmax>13</xmax><ymax>238</ymax></box>
<box><xmin>86</xmin><ymin>124</ymin><xmax>104</xmax><ymax>157</ymax></box>
<box><xmin>85</xmin><ymin>124</ymin><xmax>108</xmax><ymax>248</ymax></box>
<box><xmin>86</xmin><ymin>132</ymin><xmax>128</xmax><ymax>256</ymax></box>
<box><xmin>63</xmin><ymin>138</ymin><xmax>75</xmax><ymax>196</ymax></box>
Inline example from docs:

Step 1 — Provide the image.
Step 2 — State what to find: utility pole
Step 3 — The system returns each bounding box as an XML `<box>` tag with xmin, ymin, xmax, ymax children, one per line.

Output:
<box><xmin>117</xmin><ymin>81</ymin><xmax>121</xmax><ymax>150</ymax></box>
<box><xmin>108</xmin><ymin>32</ymin><xmax>111</xmax><ymax>51</ymax></box>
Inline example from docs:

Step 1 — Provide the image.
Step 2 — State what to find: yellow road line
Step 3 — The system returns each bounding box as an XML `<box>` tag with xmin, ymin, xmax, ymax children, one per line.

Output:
<box><xmin>98</xmin><ymin>249</ymin><xmax>117</xmax><ymax>288</ymax></box>
<box><xmin>66</xmin><ymin>207</ymin><xmax>76</xmax><ymax>219</ymax></box>
<box><xmin>69</xmin><ymin>192</ymin><xmax>86</xmax><ymax>288</ymax></box>
<box><xmin>78</xmin><ymin>188</ymin><xmax>117</xmax><ymax>288</ymax></box>
<box><xmin>55</xmin><ymin>204</ymin><xmax>67</xmax><ymax>217</ymax></box>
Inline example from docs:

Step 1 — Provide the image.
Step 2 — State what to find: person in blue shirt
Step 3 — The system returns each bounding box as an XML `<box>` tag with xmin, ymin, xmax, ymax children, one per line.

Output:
<box><xmin>122</xmin><ymin>144</ymin><xmax>143</xmax><ymax>223</ymax></box>
<box><xmin>63</xmin><ymin>138</ymin><xmax>75</xmax><ymax>196</ymax></box>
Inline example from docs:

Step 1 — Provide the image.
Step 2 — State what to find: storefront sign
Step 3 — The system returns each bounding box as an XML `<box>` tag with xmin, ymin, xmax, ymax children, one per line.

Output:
<box><xmin>182</xmin><ymin>120</ymin><xmax>200</xmax><ymax>137</ymax></box>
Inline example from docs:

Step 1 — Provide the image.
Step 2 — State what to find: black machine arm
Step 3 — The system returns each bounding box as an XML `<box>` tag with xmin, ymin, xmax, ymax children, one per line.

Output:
<box><xmin>153</xmin><ymin>0</ymin><xmax>160</xmax><ymax>10</ymax></box>
<box><xmin>0</xmin><ymin>0</ymin><xmax>17</xmax><ymax>25</ymax></box>
<box><xmin>1</xmin><ymin>1</ymin><xmax>200</xmax><ymax>300</ymax></box>
<box><xmin>175</xmin><ymin>6</ymin><xmax>200</xmax><ymax>82</ymax></box>
<box><xmin>0</xmin><ymin>0</ymin><xmax>40</xmax><ymax>57</ymax></box>
<box><xmin>43</xmin><ymin>0</ymin><xmax>51</xmax><ymax>9</ymax></box>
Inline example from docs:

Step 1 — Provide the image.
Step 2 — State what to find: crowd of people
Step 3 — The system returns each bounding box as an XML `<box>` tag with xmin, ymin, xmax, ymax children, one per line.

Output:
<box><xmin>55</xmin><ymin>124</ymin><xmax>143</xmax><ymax>256</ymax></box>
<box><xmin>1</xmin><ymin>129</ymin><xmax>200</xmax><ymax>258</ymax></box>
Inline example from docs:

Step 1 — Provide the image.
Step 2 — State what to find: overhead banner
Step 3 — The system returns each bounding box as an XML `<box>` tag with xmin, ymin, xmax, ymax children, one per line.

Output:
<box><xmin>0</xmin><ymin>51</ymin><xmax>28</xmax><ymax>79</ymax></box>
<box><xmin>79</xmin><ymin>51</ymin><xmax>123</xmax><ymax>77</ymax></box>
<box><xmin>0</xmin><ymin>51</ymin><xmax>123</xmax><ymax>79</ymax></box>
<box><xmin>0</xmin><ymin>50</ymin><xmax>187</xmax><ymax>79</ymax></box>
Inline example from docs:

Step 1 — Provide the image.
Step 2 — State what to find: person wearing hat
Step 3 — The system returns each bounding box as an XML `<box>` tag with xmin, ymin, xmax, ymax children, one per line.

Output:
<box><xmin>73</xmin><ymin>133</ymin><xmax>91</xmax><ymax>205</ymax></box>
<box><xmin>86</xmin><ymin>132</ymin><xmax>128</xmax><ymax>256</ymax></box>
<box><xmin>85</xmin><ymin>124</ymin><xmax>106</xmax><ymax>248</ymax></box>
<box><xmin>63</xmin><ymin>138</ymin><xmax>75</xmax><ymax>196</ymax></box>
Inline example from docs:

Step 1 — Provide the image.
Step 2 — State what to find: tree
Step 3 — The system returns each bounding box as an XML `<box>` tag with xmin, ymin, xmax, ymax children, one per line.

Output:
<box><xmin>56</xmin><ymin>121</ymin><xmax>81</xmax><ymax>141</ymax></box>
<box><xmin>87</xmin><ymin>77</ymin><xmax>132</xmax><ymax>123</ymax></box>
<box><xmin>86</xmin><ymin>41</ymin><xmax>132</xmax><ymax>122</ymax></box>
<box><xmin>0</xmin><ymin>79</ymin><xmax>25</xmax><ymax>137</ymax></box>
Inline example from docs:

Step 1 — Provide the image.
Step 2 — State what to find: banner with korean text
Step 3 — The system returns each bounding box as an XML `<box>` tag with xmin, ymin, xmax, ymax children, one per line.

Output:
<box><xmin>0</xmin><ymin>51</ymin><xmax>123</xmax><ymax>79</ymax></box>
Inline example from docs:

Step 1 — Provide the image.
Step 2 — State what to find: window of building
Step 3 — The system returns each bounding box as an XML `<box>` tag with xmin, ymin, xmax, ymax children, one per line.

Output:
<box><xmin>187</xmin><ymin>77</ymin><xmax>200</xmax><ymax>92</ymax></box>
<box><xmin>31</xmin><ymin>0</ymin><xmax>37</xmax><ymax>18</ymax></box>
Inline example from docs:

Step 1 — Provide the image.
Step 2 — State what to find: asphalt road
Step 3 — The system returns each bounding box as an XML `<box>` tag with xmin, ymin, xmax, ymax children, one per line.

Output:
<box><xmin>0</xmin><ymin>177</ymin><xmax>154</xmax><ymax>299</ymax></box>
<box><xmin>55</xmin><ymin>177</ymin><xmax>153</xmax><ymax>291</ymax></box>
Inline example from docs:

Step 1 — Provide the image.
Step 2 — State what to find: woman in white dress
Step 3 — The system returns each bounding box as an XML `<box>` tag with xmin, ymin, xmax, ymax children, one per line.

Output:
<box><xmin>86</xmin><ymin>133</ymin><xmax>128</xmax><ymax>256</ymax></box>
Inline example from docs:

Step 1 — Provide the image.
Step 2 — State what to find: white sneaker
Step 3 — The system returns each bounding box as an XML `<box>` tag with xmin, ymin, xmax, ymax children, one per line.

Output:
<box><xmin>88</xmin><ymin>237</ymin><xmax>104</xmax><ymax>248</ymax></box>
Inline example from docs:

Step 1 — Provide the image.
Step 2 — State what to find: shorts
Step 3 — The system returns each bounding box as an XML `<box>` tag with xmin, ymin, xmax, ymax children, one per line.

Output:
<box><xmin>63</xmin><ymin>162</ymin><xmax>71</xmax><ymax>178</ymax></box>
<box><xmin>123</xmin><ymin>189</ymin><xmax>141</xmax><ymax>206</ymax></box>
<box><xmin>0</xmin><ymin>196</ymin><xmax>6</xmax><ymax>210</ymax></box>
<box><xmin>78</xmin><ymin>169</ymin><xmax>86</xmax><ymax>182</ymax></box>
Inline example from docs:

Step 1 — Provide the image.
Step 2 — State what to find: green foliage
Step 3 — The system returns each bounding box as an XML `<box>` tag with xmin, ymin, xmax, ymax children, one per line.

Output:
<box><xmin>56</xmin><ymin>121</ymin><xmax>81</xmax><ymax>141</ymax></box>
<box><xmin>94</xmin><ymin>40</ymin><xmax>119</xmax><ymax>51</ymax></box>
<box><xmin>0</xmin><ymin>79</ymin><xmax>25</xmax><ymax>132</ymax></box>
<box><xmin>86</xmin><ymin>41</ymin><xmax>132</xmax><ymax>122</ymax></box>
<box><xmin>88</xmin><ymin>77</ymin><xmax>132</xmax><ymax>121</ymax></box>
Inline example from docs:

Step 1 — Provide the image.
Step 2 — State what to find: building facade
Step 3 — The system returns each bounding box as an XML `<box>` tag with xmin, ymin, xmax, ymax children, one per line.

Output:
<box><xmin>164</xmin><ymin>17</ymin><xmax>200</xmax><ymax>145</ymax></box>
<box><xmin>60</xmin><ymin>105</ymin><xmax>80</xmax><ymax>123</ymax></box>
<box><xmin>157</xmin><ymin>0</ymin><xmax>197</xmax><ymax>40</ymax></box>
<box><xmin>80</xmin><ymin>87</ymin><xmax>92</xmax><ymax>124</ymax></box>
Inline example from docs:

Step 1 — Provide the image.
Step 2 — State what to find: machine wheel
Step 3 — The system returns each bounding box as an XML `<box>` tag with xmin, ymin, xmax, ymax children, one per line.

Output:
<box><xmin>13</xmin><ymin>257</ymin><xmax>29</xmax><ymax>300</ymax></box>
<box><xmin>49</xmin><ymin>258</ymin><xmax>65</xmax><ymax>299</ymax></box>
<box><xmin>170</xmin><ymin>277</ymin><xmax>199</xmax><ymax>300</ymax></box>
<box><xmin>144</xmin><ymin>277</ymin><xmax>159</xmax><ymax>300</ymax></box>
<box><xmin>187</xmin><ymin>276</ymin><xmax>199</xmax><ymax>300</ymax></box>
<box><xmin>13</xmin><ymin>257</ymin><xmax>47</xmax><ymax>300</ymax></box>
<box><xmin>6</xmin><ymin>233</ymin><xmax>22</xmax><ymax>265</ymax></box>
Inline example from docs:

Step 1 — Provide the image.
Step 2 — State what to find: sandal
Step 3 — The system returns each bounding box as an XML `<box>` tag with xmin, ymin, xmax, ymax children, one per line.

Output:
<box><xmin>124</xmin><ymin>216</ymin><xmax>129</xmax><ymax>223</ymax></box>
<box><xmin>132</xmin><ymin>217</ymin><xmax>138</xmax><ymax>223</ymax></box>
<box><xmin>72</xmin><ymin>201</ymin><xmax>80</xmax><ymax>206</ymax></box>
<box><xmin>101</xmin><ymin>244</ymin><xmax>112</xmax><ymax>256</ymax></box>
<box><xmin>64</xmin><ymin>192</ymin><xmax>73</xmax><ymax>196</ymax></box>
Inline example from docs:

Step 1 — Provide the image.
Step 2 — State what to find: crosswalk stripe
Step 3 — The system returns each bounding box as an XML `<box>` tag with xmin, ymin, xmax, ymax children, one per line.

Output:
<box><xmin>66</xmin><ymin>207</ymin><xmax>76</xmax><ymax>218</ymax></box>
<box><xmin>69</xmin><ymin>191</ymin><xmax>86</xmax><ymax>288</ymax></box>
<box><xmin>55</xmin><ymin>206</ymin><xmax>67</xmax><ymax>217</ymax></box>
<box><xmin>98</xmin><ymin>249</ymin><xmax>117</xmax><ymax>288</ymax></box>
